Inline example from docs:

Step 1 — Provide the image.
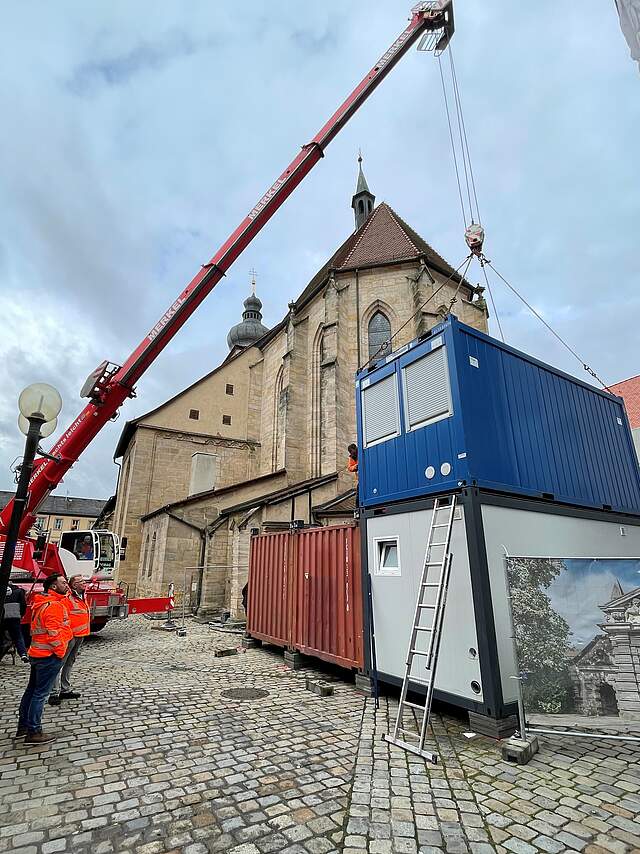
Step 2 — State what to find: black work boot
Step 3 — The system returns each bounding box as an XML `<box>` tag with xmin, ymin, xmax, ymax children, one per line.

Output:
<box><xmin>48</xmin><ymin>694</ymin><xmax>62</xmax><ymax>706</ymax></box>
<box><xmin>24</xmin><ymin>731</ymin><xmax>56</xmax><ymax>745</ymax></box>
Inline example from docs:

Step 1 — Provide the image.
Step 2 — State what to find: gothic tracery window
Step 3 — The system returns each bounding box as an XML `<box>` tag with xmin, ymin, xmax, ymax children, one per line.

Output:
<box><xmin>368</xmin><ymin>311</ymin><xmax>391</xmax><ymax>360</ymax></box>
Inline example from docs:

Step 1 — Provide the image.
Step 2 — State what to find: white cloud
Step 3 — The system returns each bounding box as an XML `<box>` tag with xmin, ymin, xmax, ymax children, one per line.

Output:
<box><xmin>1</xmin><ymin>1</ymin><xmax>639</xmax><ymax>500</ymax></box>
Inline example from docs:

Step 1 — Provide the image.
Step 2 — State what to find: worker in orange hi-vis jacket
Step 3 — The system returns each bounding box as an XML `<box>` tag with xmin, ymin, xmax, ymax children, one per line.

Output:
<box><xmin>17</xmin><ymin>573</ymin><xmax>71</xmax><ymax>745</ymax></box>
<box><xmin>49</xmin><ymin>575</ymin><xmax>90</xmax><ymax>708</ymax></box>
<box><xmin>347</xmin><ymin>443</ymin><xmax>359</xmax><ymax>505</ymax></box>
<box><xmin>347</xmin><ymin>443</ymin><xmax>359</xmax><ymax>479</ymax></box>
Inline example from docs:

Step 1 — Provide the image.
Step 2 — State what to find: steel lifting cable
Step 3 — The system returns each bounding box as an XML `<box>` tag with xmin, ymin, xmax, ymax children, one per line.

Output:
<box><xmin>360</xmin><ymin>253</ymin><xmax>473</xmax><ymax>372</ymax></box>
<box><xmin>438</xmin><ymin>54</ymin><xmax>468</xmax><ymax>230</ymax></box>
<box><xmin>484</xmin><ymin>259</ymin><xmax>609</xmax><ymax>390</ymax></box>
<box><xmin>449</xmin><ymin>47</ymin><xmax>481</xmax><ymax>226</ymax></box>
<box><xmin>479</xmin><ymin>261</ymin><xmax>505</xmax><ymax>343</ymax></box>
<box><xmin>446</xmin><ymin>253</ymin><xmax>475</xmax><ymax>313</ymax></box>
<box><xmin>449</xmin><ymin>50</ymin><xmax>475</xmax><ymax>225</ymax></box>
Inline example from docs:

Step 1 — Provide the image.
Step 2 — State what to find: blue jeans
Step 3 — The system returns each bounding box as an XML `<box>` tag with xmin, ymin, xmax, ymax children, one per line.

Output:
<box><xmin>18</xmin><ymin>656</ymin><xmax>64</xmax><ymax>733</ymax></box>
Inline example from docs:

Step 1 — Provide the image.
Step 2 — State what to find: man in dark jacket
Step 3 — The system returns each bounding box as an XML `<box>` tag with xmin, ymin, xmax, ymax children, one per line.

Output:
<box><xmin>2</xmin><ymin>583</ymin><xmax>28</xmax><ymax>662</ymax></box>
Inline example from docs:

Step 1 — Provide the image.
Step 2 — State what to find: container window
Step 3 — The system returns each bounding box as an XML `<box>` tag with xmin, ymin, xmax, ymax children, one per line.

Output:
<box><xmin>362</xmin><ymin>374</ymin><xmax>400</xmax><ymax>447</ymax></box>
<box><xmin>374</xmin><ymin>537</ymin><xmax>401</xmax><ymax>577</ymax></box>
<box><xmin>402</xmin><ymin>345</ymin><xmax>452</xmax><ymax>431</ymax></box>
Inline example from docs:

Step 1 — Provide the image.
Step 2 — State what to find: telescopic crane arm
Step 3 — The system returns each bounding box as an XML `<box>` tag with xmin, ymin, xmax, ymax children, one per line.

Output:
<box><xmin>0</xmin><ymin>2</ymin><xmax>454</xmax><ymax>540</ymax></box>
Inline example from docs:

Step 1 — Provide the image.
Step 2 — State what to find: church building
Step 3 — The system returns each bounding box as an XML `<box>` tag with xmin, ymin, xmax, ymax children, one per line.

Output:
<box><xmin>111</xmin><ymin>160</ymin><xmax>489</xmax><ymax>616</ymax></box>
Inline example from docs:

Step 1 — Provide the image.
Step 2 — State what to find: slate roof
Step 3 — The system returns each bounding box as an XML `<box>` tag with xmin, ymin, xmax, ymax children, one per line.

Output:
<box><xmin>610</xmin><ymin>374</ymin><xmax>640</xmax><ymax>429</ymax></box>
<box><xmin>0</xmin><ymin>492</ymin><xmax>106</xmax><ymax>518</ymax></box>
<box><xmin>313</xmin><ymin>489</ymin><xmax>357</xmax><ymax>517</ymax></box>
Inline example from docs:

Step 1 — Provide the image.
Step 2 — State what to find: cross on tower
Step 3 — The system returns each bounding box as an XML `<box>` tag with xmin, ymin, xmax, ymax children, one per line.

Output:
<box><xmin>249</xmin><ymin>269</ymin><xmax>258</xmax><ymax>295</ymax></box>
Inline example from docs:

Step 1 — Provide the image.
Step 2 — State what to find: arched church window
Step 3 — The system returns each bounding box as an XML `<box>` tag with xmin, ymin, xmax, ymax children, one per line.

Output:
<box><xmin>368</xmin><ymin>311</ymin><xmax>391</xmax><ymax>360</ymax></box>
<box><xmin>358</xmin><ymin>200</ymin><xmax>364</xmax><ymax>215</ymax></box>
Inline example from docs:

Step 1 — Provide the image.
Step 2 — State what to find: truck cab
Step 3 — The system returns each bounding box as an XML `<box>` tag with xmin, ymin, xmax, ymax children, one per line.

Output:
<box><xmin>58</xmin><ymin>529</ymin><xmax>119</xmax><ymax>579</ymax></box>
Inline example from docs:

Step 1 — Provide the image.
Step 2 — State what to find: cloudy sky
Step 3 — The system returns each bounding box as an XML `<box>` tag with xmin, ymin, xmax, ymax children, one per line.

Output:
<box><xmin>550</xmin><ymin>558</ymin><xmax>640</xmax><ymax>646</ymax></box>
<box><xmin>1</xmin><ymin>2</ymin><xmax>638</xmax><ymax>501</ymax></box>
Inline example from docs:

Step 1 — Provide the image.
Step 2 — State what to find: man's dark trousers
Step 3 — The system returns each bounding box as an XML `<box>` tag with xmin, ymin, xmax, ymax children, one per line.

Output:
<box><xmin>18</xmin><ymin>656</ymin><xmax>64</xmax><ymax>734</ymax></box>
<box><xmin>5</xmin><ymin>619</ymin><xmax>27</xmax><ymax>657</ymax></box>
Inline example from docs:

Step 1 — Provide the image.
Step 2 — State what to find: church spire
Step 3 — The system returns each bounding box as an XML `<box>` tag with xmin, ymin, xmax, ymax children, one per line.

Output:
<box><xmin>351</xmin><ymin>151</ymin><xmax>375</xmax><ymax>231</ymax></box>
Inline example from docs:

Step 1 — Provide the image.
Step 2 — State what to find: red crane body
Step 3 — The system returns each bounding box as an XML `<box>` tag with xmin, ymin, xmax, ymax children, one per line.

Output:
<box><xmin>0</xmin><ymin>2</ymin><xmax>453</xmax><ymax>542</ymax></box>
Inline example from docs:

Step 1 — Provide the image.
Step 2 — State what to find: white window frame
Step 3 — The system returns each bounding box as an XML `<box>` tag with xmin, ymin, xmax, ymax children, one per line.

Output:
<box><xmin>361</xmin><ymin>373</ymin><xmax>401</xmax><ymax>449</ymax></box>
<box><xmin>373</xmin><ymin>536</ymin><xmax>401</xmax><ymax>577</ymax></box>
<box><xmin>402</xmin><ymin>343</ymin><xmax>453</xmax><ymax>434</ymax></box>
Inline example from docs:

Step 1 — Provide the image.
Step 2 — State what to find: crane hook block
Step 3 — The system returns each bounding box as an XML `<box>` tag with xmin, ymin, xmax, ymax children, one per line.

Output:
<box><xmin>465</xmin><ymin>223</ymin><xmax>485</xmax><ymax>256</ymax></box>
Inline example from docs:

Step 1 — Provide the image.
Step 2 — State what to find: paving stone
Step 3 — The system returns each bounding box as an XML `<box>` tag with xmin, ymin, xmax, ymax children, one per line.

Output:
<box><xmin>533</xmin><ymin>836</ymin><xmax>566</xmax><ymax>853</ymax></box>
<box><xmin>1</xmin><ymin>618</ymin><xmax>638</xmax><ymax>854</ymax></box>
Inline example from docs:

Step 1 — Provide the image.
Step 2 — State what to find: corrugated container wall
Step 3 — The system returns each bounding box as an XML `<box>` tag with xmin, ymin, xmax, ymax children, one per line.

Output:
<box><xmin>356</xmin><ymin>316</ymin><xmax>640</xmax><ymax>514</ymax></box>
<box><xmin>247</xmin><ymin>524</ymin><xmax>364</xmax><ymax>670</ymax></box>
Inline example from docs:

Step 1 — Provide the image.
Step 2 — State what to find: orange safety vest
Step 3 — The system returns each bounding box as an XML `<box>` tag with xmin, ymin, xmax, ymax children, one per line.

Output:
<box><xmin>347</xmin><ymin>456</ymin><xmax>358</xmax><ymax>485</ymax></box>
<box><xmin>28</xmin><ymin>593</ymin><xmax>72</xmax><ymax>659</ymax></box>
<box><xmin>67</xmin><ymin>592</ymin><xmax>90</xmax><ymax>637</ymax></box>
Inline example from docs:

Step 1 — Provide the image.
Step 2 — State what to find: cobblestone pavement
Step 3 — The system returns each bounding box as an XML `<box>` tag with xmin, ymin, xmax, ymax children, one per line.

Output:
<box><xmin>1</xmin><ymin>619</ymin><xmax>639</xmax><ymax>854</ymax></box>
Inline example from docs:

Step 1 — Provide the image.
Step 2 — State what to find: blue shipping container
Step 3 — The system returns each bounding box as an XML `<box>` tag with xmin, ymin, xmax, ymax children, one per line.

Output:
<box><xmin>355</xmin><ymin>316</ymin><xmax>640</xmax><ymax>513</ymax></box>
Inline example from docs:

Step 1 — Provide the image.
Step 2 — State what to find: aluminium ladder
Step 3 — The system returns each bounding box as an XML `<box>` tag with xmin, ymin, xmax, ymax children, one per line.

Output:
<box><xmin>384</xmin><ymin>495</ymin><xmax>457</xmax><ymax>763</ymax></box>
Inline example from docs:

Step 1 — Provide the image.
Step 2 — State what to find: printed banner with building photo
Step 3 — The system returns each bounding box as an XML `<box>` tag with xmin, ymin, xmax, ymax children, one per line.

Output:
<box><xmin>506</xmin><ymin>557</ymin><xmax>640</xmax><ymax>725</ymax></box>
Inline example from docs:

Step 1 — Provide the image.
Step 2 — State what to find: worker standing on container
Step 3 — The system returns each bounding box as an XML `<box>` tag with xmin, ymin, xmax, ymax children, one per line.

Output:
<box><xmin>16</xmin><ymin>573</ymin><xmax>71</xmax><ymax>745</ymax></box>
<box><xmin>49</xmin><ymin>574</ymin><xmax>90</xmax><ymax>707</ymax></box>
<box><xmin>347</xmin><ymin>443</ymin><xmax>359</xmax><ymax>504</ymax></box>
<box><xmin>2</xmin><ymin>582</ymin><xmax>29</xmax><ymax>662</ymax></box>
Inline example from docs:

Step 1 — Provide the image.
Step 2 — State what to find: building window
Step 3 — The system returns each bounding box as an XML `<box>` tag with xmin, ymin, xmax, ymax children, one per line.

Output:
<box><xmin>189</xmin><ymin>409</ymin><xmax>200</xmax><ymax>420</ymax></box>
<box><xmin>361</xmin><ymin>373</ymin><xmax>400</xmax><ymax>448</ymax></box>
<box><xmin>374</xmin><ymin>537</ymin><xmax>401</xmax><ymax>577</ymax></box>
<box><xmin>222</xmin><ymin>415</ymin><xmax>232</xmax><ymax>426</ymax></box>
<box><xmin>402</xmin><ymin>344</ymin><xmax>453</xmax><ymax>432</ymax></box>
<box><xmin>54</xmin><ymin>518</ymin><xmax>63</xmax><ymax>530</ymax></box>
<box><xmin>368</xmin><ymin>311</ymin><xmax>391</xmax><ymax>360</ymax></box>
<box><xmin>36</xmin><ymin>517</ymin><xmax>46</xmax><ymax>529</ymax></box>
<box><xmin>71</xmin><ymin>519</ymin><xmax>79</xmax><ymax>531</ymax></box>
<box><xmin>225</xmin><ymin>384</ymin><xmax>234</xmax><ymax>395</ymax></box>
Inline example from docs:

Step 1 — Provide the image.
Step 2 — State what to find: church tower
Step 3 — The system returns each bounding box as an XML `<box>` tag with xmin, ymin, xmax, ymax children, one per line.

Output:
<box><xmin>351</xmin><ymin>153</ymin><xmax>375</xmax><ymax>230</ymax></box>
<box><xmin>227</xmin><ymin>274</ymin><xmax>269</xmax><ymax>350</ymax></box>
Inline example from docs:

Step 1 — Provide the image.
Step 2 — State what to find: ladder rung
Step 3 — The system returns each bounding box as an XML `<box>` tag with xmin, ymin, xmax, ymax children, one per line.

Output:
<box><xmin>417</xmin><ymin>604</ymin><xmax>435</xmax><ymax>609</ymax></box>
<box><xmin>406</xmin><ymin>676</ymin><xmax>431</xmax><ymax>685</ymax></box>
<box><xmin>383</xmin><ymin>735</ymin><xmax>438</xmax><ymax>763</ymax></box>
<box><xmin>401</xmin><ymin>700</ymin><xmax>427</xmax><ymax>711</ymax></box>
<box><xmin>424</xmin><ymin>561</ymin><xmax>444</xmax><ymax>566</ymax></box>
<box><xmin>409</xmin><ymin>648</ymin><xmax>431</xmax><ymax>655</ymax></box>
<box><xmin>431</xmin><ymin>523</ymin><xmax>450</xmax><ymax>528</ymax></box>
<box><xmin>421</xmin><ymin>582</ymin><xmax>440</xmax><ymax>587</ymax></box>
<box><xmin>413</xmin><ymin>626</ymin><xmax>432</xmax><ymax>632</ymax></box>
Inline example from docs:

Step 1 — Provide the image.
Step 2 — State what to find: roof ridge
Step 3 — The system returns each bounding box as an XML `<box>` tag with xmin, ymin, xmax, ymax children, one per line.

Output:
<box><xmin>610</xmin><ymin>374</ymin><xmax>640</xmax><ymax>387</ymax></box>
<box><xmin>341</xmin><ymin>204</ymin><xmax>385</xmax><ymax>268</ymax></box>
<box><xmin>383</xmin><ymin>204</ymin><xmax>421</xmax><ymax>255</ymax></box>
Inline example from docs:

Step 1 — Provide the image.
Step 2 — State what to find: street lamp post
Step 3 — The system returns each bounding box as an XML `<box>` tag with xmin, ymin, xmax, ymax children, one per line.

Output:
<box><xmin>0</xmin><ymin>383</ymin><xmax>62</xmax><ymax>615</ymax></box>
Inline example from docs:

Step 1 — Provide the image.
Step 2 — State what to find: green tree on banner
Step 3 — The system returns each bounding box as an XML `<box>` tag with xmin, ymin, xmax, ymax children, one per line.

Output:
<box><xmin>506</xmin><ymin>557</ymin><xmax>574</xmax><ymax>714</ymax></box>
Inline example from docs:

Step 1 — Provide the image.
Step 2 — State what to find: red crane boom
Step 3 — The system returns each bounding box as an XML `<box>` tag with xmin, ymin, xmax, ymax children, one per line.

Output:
<box><xmin>0</xmin><ymin>2</ymin><xmax>454</xmax><ymax>540</ymax></box>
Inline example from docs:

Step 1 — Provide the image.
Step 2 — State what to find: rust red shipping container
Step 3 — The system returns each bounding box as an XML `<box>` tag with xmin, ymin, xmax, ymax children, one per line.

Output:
<box><xmin>247</xmin><ymin>524</ymin><xmax>364</xmax><ymax>670</ymax></box>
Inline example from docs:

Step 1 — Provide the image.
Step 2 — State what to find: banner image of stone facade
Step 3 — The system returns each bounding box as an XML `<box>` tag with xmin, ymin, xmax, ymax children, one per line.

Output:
<box><xmin>506</xmin><ymin>557</ymin><xmax>640</xmax><ymax>723</ymax></box>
